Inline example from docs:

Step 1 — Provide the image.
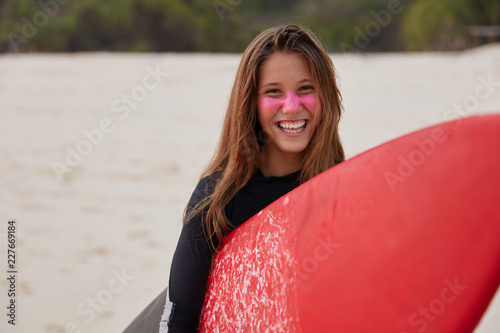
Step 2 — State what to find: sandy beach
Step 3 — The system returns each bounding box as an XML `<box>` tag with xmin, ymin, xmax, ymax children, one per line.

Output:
<box><xmin>0</xmin><ymin>46</ymin><xmax>499</xmax><ymax>332</ymax></box>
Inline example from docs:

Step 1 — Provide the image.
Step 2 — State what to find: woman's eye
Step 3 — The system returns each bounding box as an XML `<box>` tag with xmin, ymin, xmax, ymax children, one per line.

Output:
<box><xmin>265</xmin><ymin>89</ymin><xmax>280</xmax><ymax>94</ymax></box>
<box><xmin>299</xmin><ymin>86</ymin><xmax>314</xmax><ymax>92</ymax></box>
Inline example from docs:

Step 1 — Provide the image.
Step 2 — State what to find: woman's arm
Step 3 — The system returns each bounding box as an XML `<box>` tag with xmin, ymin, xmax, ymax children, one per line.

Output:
<box><xmin>165</xmin><ymin>176</ymin><xmax>217</xmax><ymax>332</ymax></box>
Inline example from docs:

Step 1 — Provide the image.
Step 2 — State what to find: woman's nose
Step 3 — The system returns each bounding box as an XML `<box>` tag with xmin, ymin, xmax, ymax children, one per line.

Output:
<box><xmin>282</xmin><ymin>91</ymin><xmax>300</xmax><ymax>113</ymax></box>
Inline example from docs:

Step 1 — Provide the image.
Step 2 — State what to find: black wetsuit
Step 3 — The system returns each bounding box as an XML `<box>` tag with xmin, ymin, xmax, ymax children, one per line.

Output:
<box><xmin>122</xmin><ymin>169</ymin><xmax>301</xmax><ymax>332</ymax></box>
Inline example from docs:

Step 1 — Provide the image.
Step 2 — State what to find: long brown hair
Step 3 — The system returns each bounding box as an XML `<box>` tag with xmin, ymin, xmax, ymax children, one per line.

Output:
<box><xmin>185</xmin><ymin>24</ymin><xmax>344</xmax><ymax>251</ymax></box>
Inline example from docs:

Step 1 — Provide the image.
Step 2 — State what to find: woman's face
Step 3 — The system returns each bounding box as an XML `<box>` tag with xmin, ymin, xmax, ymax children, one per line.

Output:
<box><xmin>257</xmin><ymin>52</ymin><xmax>320</xmax><ymax>157</ymax></box>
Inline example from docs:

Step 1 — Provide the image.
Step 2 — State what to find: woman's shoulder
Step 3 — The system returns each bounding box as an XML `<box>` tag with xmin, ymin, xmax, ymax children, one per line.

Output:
<box><xmin>196</xmin><ymin>171</ymin><xmax>221</xmax><ymax>193</ymax></box>
<box><xmin>186</xmin><ymin>171</ymin><xmax>221</xmax><ymax>211</ymax></box>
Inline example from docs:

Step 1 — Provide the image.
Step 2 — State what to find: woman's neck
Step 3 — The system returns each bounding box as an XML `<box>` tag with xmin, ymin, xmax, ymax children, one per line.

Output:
<box><xmin>259</xmin><ymin>147</ymin><xmax>302</xmax><ymax>177</ymax></box>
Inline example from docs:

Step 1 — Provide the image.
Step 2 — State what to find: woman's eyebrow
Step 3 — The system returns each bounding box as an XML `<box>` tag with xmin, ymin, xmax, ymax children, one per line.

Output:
<box><xmin>259</xmin><ymin>78</ymin><xmax>314</xmax><ymax>90</ymax></box>
<box><xmin>260</xmin><ymin>82</ymin><xmax>280</xmax><ymax>89</ymax></box>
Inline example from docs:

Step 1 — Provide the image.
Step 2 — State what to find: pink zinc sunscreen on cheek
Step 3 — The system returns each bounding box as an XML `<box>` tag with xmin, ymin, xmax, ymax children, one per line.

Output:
<box><xmin>259</xmin><ymin>92</ymin><xmax>319</xmax><ymax>114</ymax></box>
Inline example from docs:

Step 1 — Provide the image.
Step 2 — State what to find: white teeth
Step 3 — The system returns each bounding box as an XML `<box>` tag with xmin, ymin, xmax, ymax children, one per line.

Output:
<box><xmin>278</xmin><ymin>120</ymin><xmax>306</xmax><ymax>133</ymax></box>
<box><xmin>278</xmin><ymin>120</ymin><xmax>306</xmax><ymax>129</ymax></box>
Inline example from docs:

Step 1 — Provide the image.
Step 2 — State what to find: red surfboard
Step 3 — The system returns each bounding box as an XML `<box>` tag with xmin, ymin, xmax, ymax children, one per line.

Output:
<box><xmin>199</xmin><ymin>115</ymin><xmax>500</xmax><ymax>333</ymax></box>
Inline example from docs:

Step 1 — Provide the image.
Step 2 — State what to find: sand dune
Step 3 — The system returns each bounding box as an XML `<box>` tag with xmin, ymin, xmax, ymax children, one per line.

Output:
<box><xmin>0</xmin><ymin>46</ymin><xmax>499</xmax><ymax>332</ymax></box>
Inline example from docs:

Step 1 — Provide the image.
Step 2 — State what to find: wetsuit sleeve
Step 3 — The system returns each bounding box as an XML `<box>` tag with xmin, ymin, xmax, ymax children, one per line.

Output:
<box><xmin>167</xmin><ymin>176</ymin><xmax>216</xmax><ymax>332</ymax></box>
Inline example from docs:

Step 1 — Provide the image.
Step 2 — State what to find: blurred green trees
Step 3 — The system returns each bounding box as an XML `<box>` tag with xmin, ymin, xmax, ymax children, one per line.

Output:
<box><xmin>402</xmin><ymin>0</ymin><xmax>499</xmax><ymax>50</ymax></box>
<box><xmin>0</xmin><ymin>0</ymin><xmax>497</xmax><ymax>53</ymax></box>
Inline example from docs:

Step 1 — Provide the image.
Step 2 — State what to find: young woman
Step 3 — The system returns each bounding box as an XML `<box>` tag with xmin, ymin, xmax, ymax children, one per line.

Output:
<box><xmin>124</xmin><ymin>24</ymin><xmax>344</xmax><ymax>333</ymax></box>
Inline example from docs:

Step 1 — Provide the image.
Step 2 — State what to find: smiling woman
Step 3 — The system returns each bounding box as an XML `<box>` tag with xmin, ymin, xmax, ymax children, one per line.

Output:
<box><xmin>123</xmin><ymin>24</ymin><xmax>344</xmax><ymax>333</ymax></box>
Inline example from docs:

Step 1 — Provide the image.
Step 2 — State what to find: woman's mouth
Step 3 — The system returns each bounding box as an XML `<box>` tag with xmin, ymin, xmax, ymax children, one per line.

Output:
<box><xmin>277</xmin><ymin>120</ymin><xmax>307</xmax><ymax>134</ymax></box>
